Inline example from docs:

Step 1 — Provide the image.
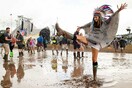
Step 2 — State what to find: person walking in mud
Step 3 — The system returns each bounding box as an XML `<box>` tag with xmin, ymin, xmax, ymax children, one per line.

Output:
<box><xmin>112</xmin><ymin>38</ymin><xmax>119</xmax><ymax>52</ymax></box>
<box><xmin>2</xmin><ymin>27</ymin><xmax>12</xmax><ymax>62</ymax></box>
<box><xmin>43</xmin><ymin>37</ymin><xmax>47</xmax><ymax>51</ymax></box>
<box><xmin>51</xmin><ymin>34</ymin><xmax>59</xmax><ymax>55</ymax></box>
<box><xmin>76</xmin><ymin>3</ymin><xmax>127</xmax><ymax>81</ymax></box>
<box><xmin>9</xmin><ymin>34</ymin><xmax>16</xmax><ymax>57</ymax></box>
<box><xmin>16</xmin><ymin>31</ymin><xmax>24</xmax><ymax>57</ymax></box>
<box><xmin>60</xmin><ymin>34</ymin><xmax>69</xmax><ymax>56</ymax></box>
<box><xmin>37</xmin><ymin>33</ymin><xmax>44</xmax><ymax>52</ymax></box>
<box><xmin>78</xmin><ymin>33</ymin><xmax>85</xmax><ymax>58</ymax></box>
<box><xmin>73</xmin><ymin>28</ymin><xmax>81</xmax><ymax>59</ymax></box>
<box><xmin>119</xmin><ymin>37</ymin><xmax>127</xmax><ymax>53</ymax></box>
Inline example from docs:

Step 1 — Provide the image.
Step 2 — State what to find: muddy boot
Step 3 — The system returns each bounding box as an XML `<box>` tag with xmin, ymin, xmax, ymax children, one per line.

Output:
<box><xmin>12</xmin><ymin>52</ymin><xmax>14</xmax><ymax>57</ymax></box>
<box><xmin>73</xmin><ymin>52</ymin><xmax>76</xmax><ymax>59</ymax></box>
<box><xmin>10</xmin><ymin>51</ymin><xmax>13</xmax><ymax>57</ymax></box>
<box><xmin>3</xmin><ymin>54</ymin><xmax>6</xmax><ymax>60</ymax></box>
<box><xmin>82</xmin><ymin>52</ymin><xmax>84</xmax><ymax>57</ymax></box>
<box><xmin>3</xmin><ymin>54</ymin><xmax>8</xmax><ymax>62</ymax></box>
<box><xmin>77</xmin><ymin>52</ymin><xmax>80</xmax><ymax>59</ymax></box>
<box><xmin>9</xmin><ymin>52</ymin><xmax>11</xmax><ymax>57</ymax></box>
<box><xmin>93</xmin><ymin>62</ymin><xmax>98</xmax><ymax>81</ymax></box>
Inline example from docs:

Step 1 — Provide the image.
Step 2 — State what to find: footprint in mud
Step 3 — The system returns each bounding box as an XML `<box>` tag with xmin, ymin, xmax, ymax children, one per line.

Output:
<box><xmin>58</xmin><ymin>75</ymin><xmax>117</xmax><ymax>88</ymax></box>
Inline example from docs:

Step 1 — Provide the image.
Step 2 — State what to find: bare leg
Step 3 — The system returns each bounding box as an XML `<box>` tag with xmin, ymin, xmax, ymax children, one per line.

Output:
<box><xmin>76</xmin><ymin>35</ymin><xmax>88</xmax><ymax>45</ymax></box>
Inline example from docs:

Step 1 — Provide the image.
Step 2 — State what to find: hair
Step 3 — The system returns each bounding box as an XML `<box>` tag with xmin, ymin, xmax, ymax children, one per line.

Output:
<box><xmin>6</xmin><ymin>27</ymin><xmax>10</xmax><ymax>30</ymax></box>
<box><xmin>93</xmin><ymin>15</ymin><xmax>102</xmax><ymax>28</ymax></box>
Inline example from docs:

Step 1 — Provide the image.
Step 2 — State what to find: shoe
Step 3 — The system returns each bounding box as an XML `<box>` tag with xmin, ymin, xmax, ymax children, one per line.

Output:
<box><xmin>10</xmin><ymin>52</ymin><xmax>13</xmax><ymax>57</ymax></box>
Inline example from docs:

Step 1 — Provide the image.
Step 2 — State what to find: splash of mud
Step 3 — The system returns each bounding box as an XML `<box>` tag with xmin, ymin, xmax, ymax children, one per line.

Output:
<box><xmin>59</xmin><ymin>75</ymin><xmax>103</xmax><ymax>88</ymax></box>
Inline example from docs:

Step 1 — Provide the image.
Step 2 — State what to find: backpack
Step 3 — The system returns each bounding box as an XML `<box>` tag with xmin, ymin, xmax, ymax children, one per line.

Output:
<box><xmin>37</xmin><ymin>36</ymin><xmax>43</xmax><ymax>43</ymax></box>
<box><xmin>0</xmin><ymin>30</ymin><xmax>6</xmax><ymax>43</ymax></box>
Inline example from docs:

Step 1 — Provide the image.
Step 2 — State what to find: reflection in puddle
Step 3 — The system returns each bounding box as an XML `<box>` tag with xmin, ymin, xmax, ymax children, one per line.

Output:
<box><xmin>71</xmin><ymin>59</ymin><xmax>84</xmax><ymax>78</ymax></box>
<box><xmin>0</xmin><ymin>50</ymin><xmax>132</xmax><ymax>88</ymax></box>
<box><xmin>1</xmin><ymin>62</ymin><xmax>12</xmax><ymax>88</ymax></box>
<box><xmin>61</xmin><ymin>57</ymin><xmax>68</xmax><ymax>73</ymax></box>
<box><xmin>51</xmin><ymin>55</ymin><xmax>58</xmax><ymax>72</ymax></box>
<box><xmin>17</xmin><ymin>57</ymin><xmax>25</xmax><ymax>83</ymax></box>
<box><xmin>112</xmin><ymin>53</ymin><xmax>131</xmax><ymax>68</ymax></box>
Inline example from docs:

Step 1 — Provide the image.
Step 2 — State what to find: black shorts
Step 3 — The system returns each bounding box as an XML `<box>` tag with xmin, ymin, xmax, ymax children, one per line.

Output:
<box><xmin>18</xmin><ymin>44</ymin><xmax>24</xmax><ymax>49</ymax></box>
<box><xmin>73</xmin><ymin>43</ymin><xmax>80</xmax><ymax>49</ymax></box>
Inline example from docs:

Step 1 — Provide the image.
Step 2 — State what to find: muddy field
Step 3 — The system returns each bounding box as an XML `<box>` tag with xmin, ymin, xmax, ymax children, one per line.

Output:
<box><xmin>0</xmin><ymin>49</ymin><xmax>132</xmax><ymax>88</ymax></box>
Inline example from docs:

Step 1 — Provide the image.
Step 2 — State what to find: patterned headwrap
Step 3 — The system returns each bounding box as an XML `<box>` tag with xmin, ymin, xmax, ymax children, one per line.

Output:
<box><xmin>92</xmin><ymin>5</ymin><xmax>114</xmax><ymax>31</ymax></box>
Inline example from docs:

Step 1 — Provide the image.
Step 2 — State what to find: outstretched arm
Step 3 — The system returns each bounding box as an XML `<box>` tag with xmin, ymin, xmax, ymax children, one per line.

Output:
<box><xmin>113</xmin><ymin>3</ymin><xmax>127</xmax><ymax>16</ymax></box>
<box><xmin>78</xmin><ymin>22</ymin><xmax>91</xmax><ymax>29</ymax></box>
<box><xmin>77</xmin><ymin>22</ymin><xmax>92</xmax><ymax>34</ymax></box>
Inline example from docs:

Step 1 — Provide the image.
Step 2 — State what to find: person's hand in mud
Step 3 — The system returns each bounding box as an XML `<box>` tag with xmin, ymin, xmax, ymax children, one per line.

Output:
<box><xmin>117</xmin><ymin>3</ymin><xmax>127</xmax><ymax>12</ymax></box>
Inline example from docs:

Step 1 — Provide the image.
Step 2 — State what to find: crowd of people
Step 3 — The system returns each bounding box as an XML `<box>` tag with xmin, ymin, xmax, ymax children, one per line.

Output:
<box><xmin>0</xmin><ymin>27</ymin><xmax>85</xmax><ymax>63</ymax></box>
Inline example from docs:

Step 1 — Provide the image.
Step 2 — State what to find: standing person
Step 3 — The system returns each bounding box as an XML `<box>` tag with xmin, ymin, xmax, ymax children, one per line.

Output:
<box><xmin>119</xmin><ymin>37</ymin><xmax>127</xmax><ymax>53</ymax></box>
<box><xmin>37</xmin><ymin>34</ymin><xmax>43</xmax><ymax>52</ymax></box>
<box><xmin>26</xmin><ymin>38</ymin><xmax>30</xmax><ymax>53</ymax></box>
<box><xmin>76</xmin><ymin>4</ymin><xmax>127</xmax><ymax>81</ymax></box>
<box><xmin>29</xmin><ymin>37</ymin><xmax>36</xmax><ymax>54</ymax></box>
<box><xmin>32</xmin><ymin>39</ymin><xmax>36</xmax><ymax>54</ymax></box>
<box><xmin>112</xmin><ymin>38</ymin><xmax>119</xmax><ymax>52</ymax></box>
<box><xmin>60</xmin><ymin>34</ymin><xmax>68</xmax><ymax>56</ymax></box>
<box><xmin>2</xmin><ymin>27</ymin><xmax>11</xmax><ymax>62</ymax></box>
<box><xmin>73</xmin><ymin>29</ymin><xmax>80</xmax><ymax>59</ymax></box>
<box><xmin>51</xmin><ymin>35</ymin><xmax>59</xmax><ymax>55</ymax></box>
<box><xmin>43</xmin><ymin>37</ymin><xmax>47</xmax><ymax>51</ymax></box>
<box><xmin>78</xmin><ymin>33</ymin><xmax>85</xmax><ymax>58</ymax></box>
<box><xmin>9</xmin><ymin>34</ymin><xmax>16</xmax><ymax>57</ymax></box>
<box><xmin>16</xmin><ymin>31</ymin><xmax>24</xmax><ymax>57</ymax></box>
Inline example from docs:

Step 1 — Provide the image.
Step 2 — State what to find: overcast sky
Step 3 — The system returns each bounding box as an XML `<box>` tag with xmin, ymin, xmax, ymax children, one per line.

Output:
<box><xmin>0</xmin><ymin>0</ymin><xmax>131</xmax><ymax>35</ymax></box>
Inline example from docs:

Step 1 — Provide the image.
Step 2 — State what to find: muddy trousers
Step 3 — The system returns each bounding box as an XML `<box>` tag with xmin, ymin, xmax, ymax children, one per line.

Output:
<box><xmin>2</xmin><ymin>43</ymin><xmax>10</xmax><ymax>61</ymax></box>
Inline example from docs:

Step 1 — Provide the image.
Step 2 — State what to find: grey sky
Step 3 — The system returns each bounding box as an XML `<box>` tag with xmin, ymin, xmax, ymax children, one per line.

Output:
<box><xmin>0</xmin><ymin>0</ymin><xmax>131</xmax><ymax>34</ymax></box>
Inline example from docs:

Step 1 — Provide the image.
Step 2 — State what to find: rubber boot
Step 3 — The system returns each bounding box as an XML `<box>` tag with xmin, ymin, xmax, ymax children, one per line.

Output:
<box><xmin>3</xmin><ymin>54</ymin><xmax>8</xmax><ymax>62</ymax></box>
<box><xmin>73</xmin><ymin>52</ymin><xmax>76</xmax><ymax>59</ymax></box>
<box><xmin>10</xmin><ymin>52</ymin><xmax>13</xmax><ymax>57</ymax></box>
<box><xmin>10</xmin><ymin>51</ymin><xmax>12</xmax><ymax>57</ymax></box>
<box><xmin>82</xmin><ymin>52</ymin><xmax>84</xmax><ymax>57</ymax></box>
<box><xmin>12</xmin><ymin>52</ymin><xmax>14</xmax><ymax>57</ymax></box>
<box><xmin>93</xmin><ymin>62</ymin><xmax>98</xmax><ymax>81</ymax></box>
<box><xmin>3</xmin><ymin>54</ymin><xmax>6</xmax><ymax>60</ymax></box>
<box><xmin>77</xmin><ymin>52</ymin><xmax>80</xmax><ymax>59</ymax></box>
